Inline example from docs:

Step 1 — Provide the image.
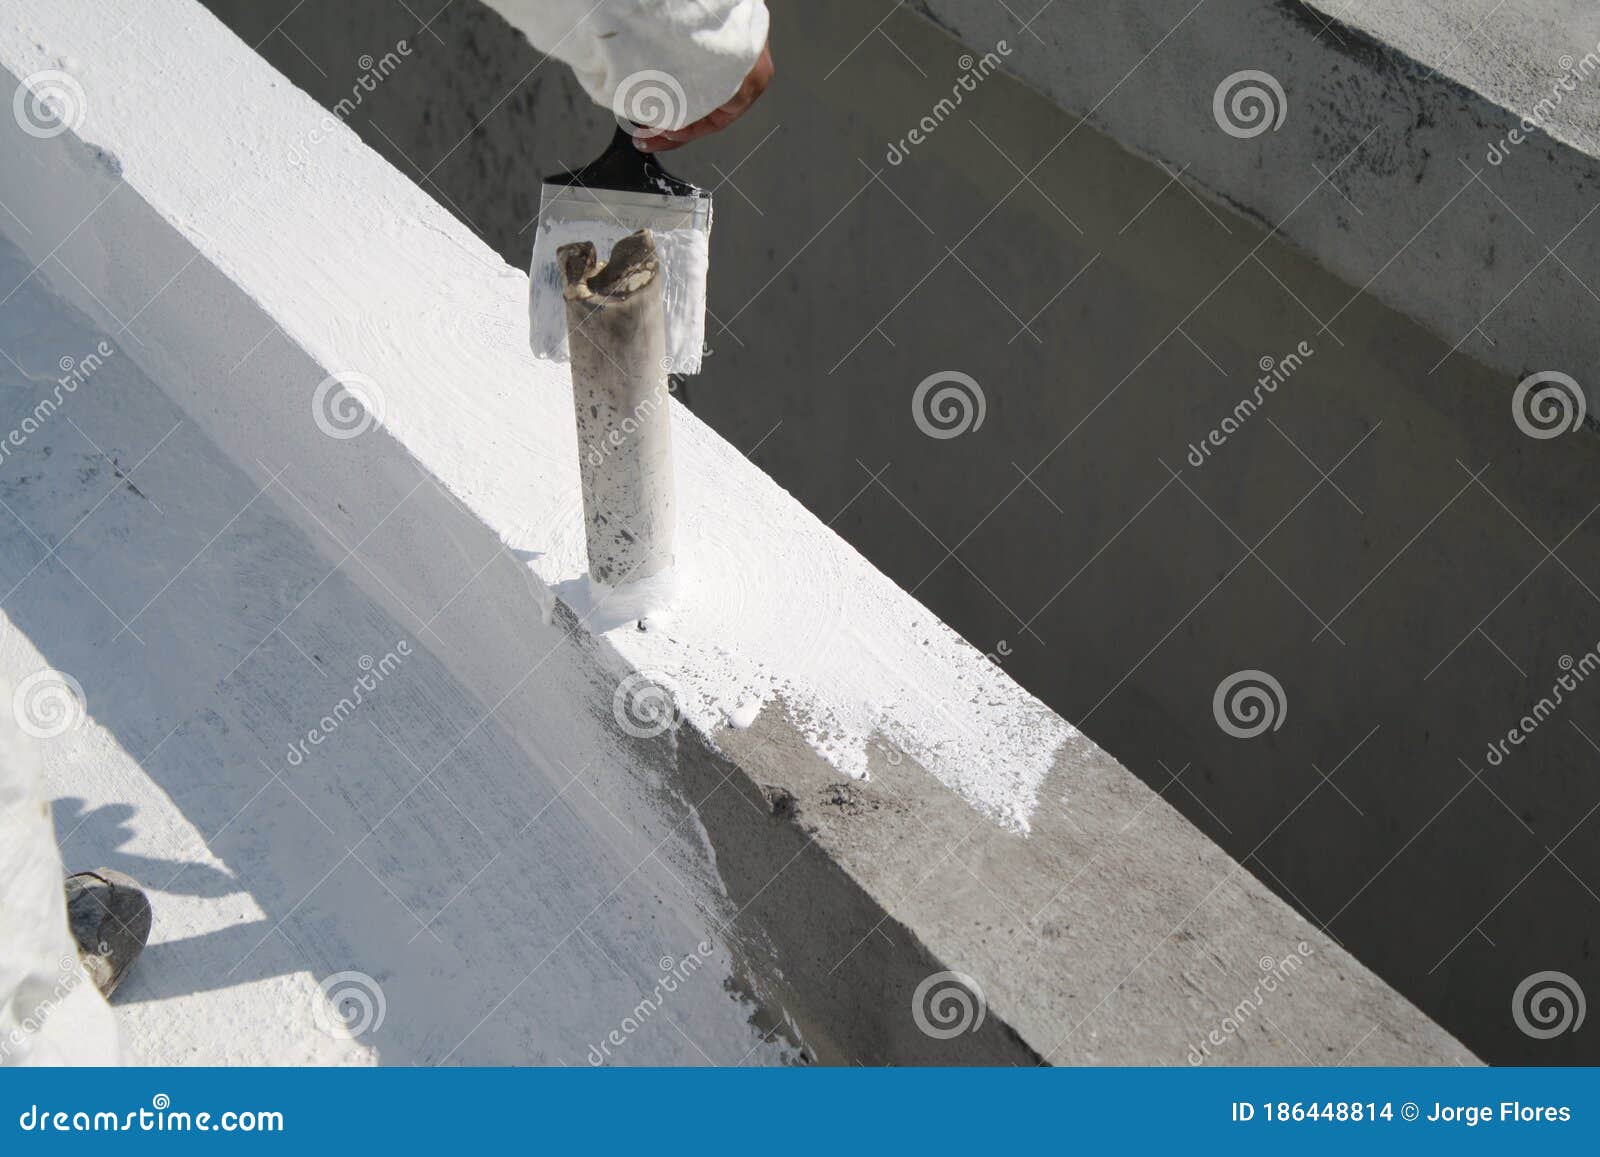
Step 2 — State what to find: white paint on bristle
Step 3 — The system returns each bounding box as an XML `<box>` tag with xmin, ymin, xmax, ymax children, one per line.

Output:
<box><xmin>530</xmin><ymin>218</ymin><xmax>708</xmax><ymax>375</ymax></box>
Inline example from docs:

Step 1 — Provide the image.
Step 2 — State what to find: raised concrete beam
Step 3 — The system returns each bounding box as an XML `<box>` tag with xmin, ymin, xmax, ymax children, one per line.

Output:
<box><xmin>916</xmin><ymin>0</ymin><xmax>1600</xmax><ymax>409</ymax></box>
<box><xmin>0</xmin><ymin>0</ymin><xmax>1474</xmax><ymax>1063</ymax></box>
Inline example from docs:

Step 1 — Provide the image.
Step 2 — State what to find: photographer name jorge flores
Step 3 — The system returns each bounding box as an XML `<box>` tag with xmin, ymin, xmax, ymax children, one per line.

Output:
<box><xmin>1427</xmin><ymin>1102</ymin><xmax>1572</xmax><ymax>1127</ymax></box>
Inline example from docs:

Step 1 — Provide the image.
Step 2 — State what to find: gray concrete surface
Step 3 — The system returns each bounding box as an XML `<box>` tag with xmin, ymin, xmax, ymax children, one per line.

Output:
<box><xmin>915</xmin><ymin>0</ymin><xmax>1600</xmax><ymax>410</ymax></box>
<box><xmin>193</xmin><ymin>0</ymin><xmax>1600</xmax><ymax>1063</ymax></box>
<box><xmin>695</xmin><ymin>691</ymin><xmax>1468</xmax><ymax>1064</ymax></box>
<box><xmin>1315</xmin><ymin>0</ymin><xmax>1600</xmax><ymax>157</ymax></box>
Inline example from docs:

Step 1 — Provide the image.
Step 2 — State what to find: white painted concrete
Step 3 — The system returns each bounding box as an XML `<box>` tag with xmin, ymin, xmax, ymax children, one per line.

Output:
<box><xmin>0</xmin><ymin>0</ymin><xmax>1074</xmax><ymax>833</ymax></box>
<box><xmin>0</xmin><ymin>234</ymin><xmax>787</xmax><ymax>1065</ymax></box>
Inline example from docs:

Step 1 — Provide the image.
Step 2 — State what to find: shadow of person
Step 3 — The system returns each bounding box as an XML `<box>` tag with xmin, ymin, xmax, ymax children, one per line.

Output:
<box><xmin>110</xmin><ymin>919</ymin><xmax>283</xmax><ymax>1004</ymax></box>
<box><xmin>51</xmin><ymin>797</ymin><xmax>242</xmax><ymax>899</ymax></box>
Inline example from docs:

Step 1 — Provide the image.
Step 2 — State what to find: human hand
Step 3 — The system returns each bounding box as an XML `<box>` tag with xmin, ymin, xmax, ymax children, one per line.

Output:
<box><xmin>632</xmin><ymin>39</ymin><xmax>773</xmax><ymax>152</ymax></box>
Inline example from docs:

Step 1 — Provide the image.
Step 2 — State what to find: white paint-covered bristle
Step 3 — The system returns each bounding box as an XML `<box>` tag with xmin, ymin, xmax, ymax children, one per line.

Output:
<box><xmin>529</xmin><ymin>204</ymin><xmax>709</xmax><ymax>375</ymax></box>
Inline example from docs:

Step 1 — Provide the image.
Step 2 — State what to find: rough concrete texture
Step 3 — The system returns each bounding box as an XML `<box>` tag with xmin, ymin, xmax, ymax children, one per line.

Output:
<box><xmin>0</xmin><ymin>0</ymin><xmax>1475</xmax><ymax>1064</ymax></box>
<box><xmin>1319</xmin><ymin>0</ymin><xmax>1600</xmax><ymax>159</ymax></box>
<box><xmin>696</xmin><ymin>692</ymin><xmax>1467</xmax><ymax>1064</ymax></box>
<box><xmin>193</xmin><ymin>0</ymin><xmax>1600</xmax><ymax>1064</ymax></box>
<box><xmin>913</xmin><ymin>0</ymin><xmax>1600</xmax><ymax>407</ymax></box>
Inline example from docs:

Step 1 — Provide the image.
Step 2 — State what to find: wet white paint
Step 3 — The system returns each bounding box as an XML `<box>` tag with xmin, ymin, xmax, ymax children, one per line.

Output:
<box><xmin>0</xmin><ymin>0</ymin><xmax>1076</xmax><ymax>877</ymax></box>
<box><xmin>530</xmin><ymin>216</ymin><xmax>710</xmax><ymax>375</ymax></box>
<box><xmin>0</xmin><ymin>235</ymin><xmax>790</xmax><ymax>1065</ymax></box>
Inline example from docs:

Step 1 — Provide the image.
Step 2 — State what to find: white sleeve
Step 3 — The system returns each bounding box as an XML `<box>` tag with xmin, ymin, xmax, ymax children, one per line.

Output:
<box><xmin>0</xmin><ymin>681</ymin><xmax>120</xmax><ymax>1065</ymax></box>
<box><xmin>479</xmin><ymin>0</ymin><xmax>769</xmax><ymax>130</ymax></box>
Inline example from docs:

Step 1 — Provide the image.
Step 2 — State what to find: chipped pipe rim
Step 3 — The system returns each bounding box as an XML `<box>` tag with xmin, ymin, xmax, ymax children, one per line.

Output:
<box><xmin>557</xmin><ymin>229</ymin><xmax>661</xmax><ymax>304</ymax></box>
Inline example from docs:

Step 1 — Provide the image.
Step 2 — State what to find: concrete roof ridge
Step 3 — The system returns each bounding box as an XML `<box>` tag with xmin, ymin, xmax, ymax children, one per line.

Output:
<box><xmin>911</xmin><ymin>0</ymin><xmax>1600</xmax><ymax>410</ymax></box>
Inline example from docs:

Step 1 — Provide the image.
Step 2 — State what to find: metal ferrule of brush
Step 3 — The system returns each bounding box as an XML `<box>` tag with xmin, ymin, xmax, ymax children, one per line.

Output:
<box><xmin>536</xmin><ymin>183</ymin><xmax>712</xmax><ymax>237</ymax></box>
<box><xmin>541</xmin><ymin>124</ymin><xmax>713</xmax><ymax>234</ymax></box>
<box><xmin>529</xmin><ymin>127</ymin><xmax>714</xmax><ymax>375</ymax></box>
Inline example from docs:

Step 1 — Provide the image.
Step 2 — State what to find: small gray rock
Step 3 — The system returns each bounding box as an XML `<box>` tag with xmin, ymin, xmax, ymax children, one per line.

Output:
<box><xmin>66</xmin><ymin>869</ymin><xmax>151</xmax><ymax>999</ymax></box>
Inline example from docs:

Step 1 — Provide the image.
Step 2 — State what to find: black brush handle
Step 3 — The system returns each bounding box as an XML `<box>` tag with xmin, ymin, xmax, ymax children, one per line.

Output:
<box><xmin>546</xmin><ymin>126</ymin><xmax>707</xmax><ymax>198</ymax></box>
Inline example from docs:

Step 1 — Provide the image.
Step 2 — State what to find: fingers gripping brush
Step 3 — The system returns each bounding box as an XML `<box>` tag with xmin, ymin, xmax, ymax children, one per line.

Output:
<box><xmin>530</xmin><ymin>126</ymin><xmax>712</xmax><ymax>375</ymax></box>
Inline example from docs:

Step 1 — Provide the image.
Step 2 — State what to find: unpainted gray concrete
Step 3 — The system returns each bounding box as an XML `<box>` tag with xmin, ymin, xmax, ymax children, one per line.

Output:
<box><xmin>916</xmin><ymin>0</ymin><xmax>1600</xmax><ymax>411</ymax></box>
<box><xmin>687</xmin><ymin>689</ymin><xmax>1469</xmax><ymax>1064</ymax></box>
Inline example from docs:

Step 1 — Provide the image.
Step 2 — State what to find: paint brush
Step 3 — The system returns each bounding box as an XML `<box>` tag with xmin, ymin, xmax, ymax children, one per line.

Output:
<box><xmin>529</xmin><ymin>126</ymin><xmax>712</xmax><ymax>375</ymax></box>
